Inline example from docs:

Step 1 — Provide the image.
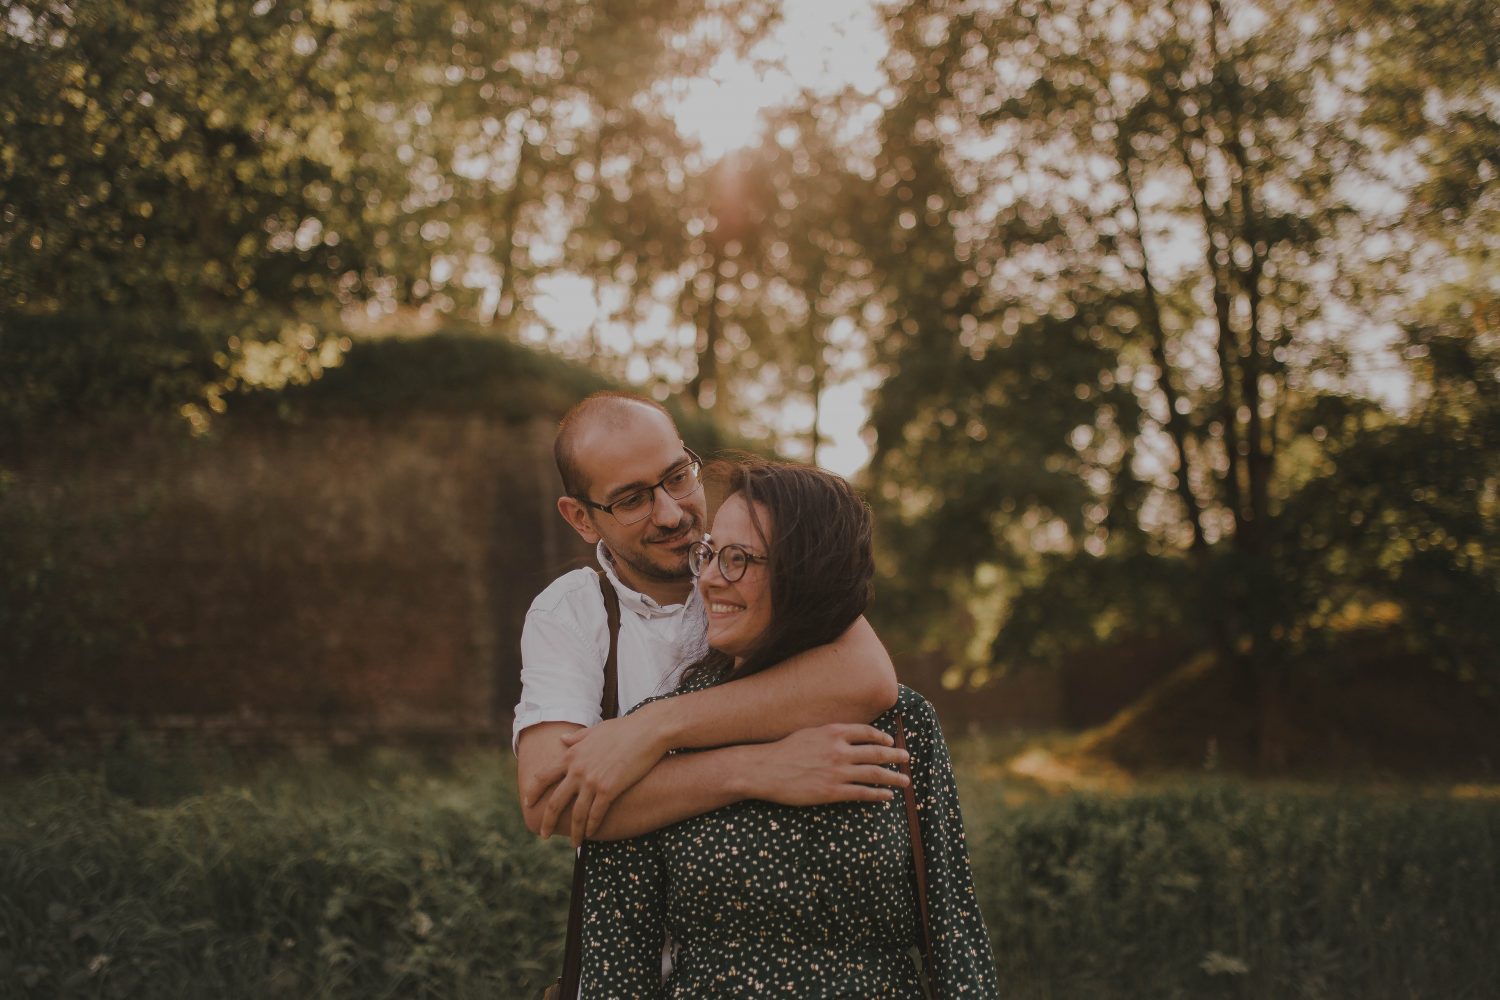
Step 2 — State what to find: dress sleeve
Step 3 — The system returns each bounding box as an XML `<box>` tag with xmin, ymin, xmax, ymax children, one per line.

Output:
<box><xmin>578</xmin><ymin>833</ymin><xmax>668</xmax><ymax>999</ymax></box>
<box><xmin>902</xmin><ymin>689</ymin><xmax>1002</xmax><ymax>998</ymax></box>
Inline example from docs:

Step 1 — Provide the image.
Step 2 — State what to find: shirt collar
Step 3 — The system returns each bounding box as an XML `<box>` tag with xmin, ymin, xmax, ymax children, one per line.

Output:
<box><xmin>596</xmin><ymin>541</ymin><xmax>699</xmax><ymax>621</ymax></box>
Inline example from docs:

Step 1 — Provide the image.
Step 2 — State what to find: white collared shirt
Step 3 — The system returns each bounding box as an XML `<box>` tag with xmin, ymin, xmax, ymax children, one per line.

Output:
<box><xmin>513</xmin><ymin>542</ymin><xmax>708</xmax><ymax>752</ymax></box>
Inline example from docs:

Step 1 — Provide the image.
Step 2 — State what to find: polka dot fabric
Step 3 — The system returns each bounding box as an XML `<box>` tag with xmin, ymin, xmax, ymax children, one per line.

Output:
<box><xmin>580</xmin><ymin>677</ymin><xmax>1000</xmax><ymax>998</ymax></box>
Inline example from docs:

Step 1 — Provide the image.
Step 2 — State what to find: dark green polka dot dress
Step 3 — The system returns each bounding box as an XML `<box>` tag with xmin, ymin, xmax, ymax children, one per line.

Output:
<box><xmin>579</xmin><ymin>676</ymin><xmax>1000</xmax><ymax>998</ymax></box>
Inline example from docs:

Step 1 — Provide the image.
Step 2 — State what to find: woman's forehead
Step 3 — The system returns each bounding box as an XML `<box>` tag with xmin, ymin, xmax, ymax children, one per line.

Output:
<box><xmin>709</xmin><ymin>493</ymin><xmax>770</xmax><ymax>546</ymax></box>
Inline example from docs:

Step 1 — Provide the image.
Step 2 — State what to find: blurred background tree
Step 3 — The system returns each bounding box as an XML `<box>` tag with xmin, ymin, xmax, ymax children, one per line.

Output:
<box><xmin>1</xmin><ymin>0</ymin><xmax>775</xmax><ymax>423</ymax></box>
<box><xmin>856</xmin><ymin>0</ymin><xmax>1497</xmax><ymax>763</ymax></box>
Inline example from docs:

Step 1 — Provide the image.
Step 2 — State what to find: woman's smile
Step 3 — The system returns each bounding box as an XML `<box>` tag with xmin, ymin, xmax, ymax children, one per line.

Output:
<box><xmin>698</xmin><ymin>494</ymin><xmax>773</xmax><ymax>665</ymax></box>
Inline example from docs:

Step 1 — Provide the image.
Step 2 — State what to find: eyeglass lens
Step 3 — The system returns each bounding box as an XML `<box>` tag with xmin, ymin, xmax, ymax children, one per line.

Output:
<box><xmin>689</xmin><ymin>542</ymin><xmax>752</xmax><ymax>582</ymax></box>
<box><xmin>610</xmin><ymin>461</ymin><xmax>701</xmax><ymax>525</ymax></box>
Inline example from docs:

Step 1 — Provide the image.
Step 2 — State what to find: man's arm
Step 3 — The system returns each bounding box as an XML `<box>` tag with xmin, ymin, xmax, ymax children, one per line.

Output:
<box><xmin>518</xmin><ymin>719</ymin><xmax>909</xmax><ymax>843</ymax></box>
<box><xmin>538</xmin><ymin>615</ymin><xmax>898</xmax><ymax>843</ymax></box>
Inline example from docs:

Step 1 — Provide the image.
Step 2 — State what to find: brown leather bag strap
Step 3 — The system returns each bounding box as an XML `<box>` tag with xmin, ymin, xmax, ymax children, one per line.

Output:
<box><xmin>896</xmin><ymin>712</ymin><xmax>937</xmax><ymax>998</ymax></box>
<box><xmin>555</xmin><ymin>571</ymin><xmax>624</xmax><ymax>999</ymax></box>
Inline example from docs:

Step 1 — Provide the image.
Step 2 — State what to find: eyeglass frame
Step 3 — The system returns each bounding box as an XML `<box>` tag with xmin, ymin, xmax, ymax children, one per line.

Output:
<box><xmin>573</xmin><ymin>447</ymin><xmax>705</xmax><ymax>526</ymax></box>
<box><xmin>688</xmin><ymin>536</ymin><xmax>770</xmax><ymax>583</ymax></box>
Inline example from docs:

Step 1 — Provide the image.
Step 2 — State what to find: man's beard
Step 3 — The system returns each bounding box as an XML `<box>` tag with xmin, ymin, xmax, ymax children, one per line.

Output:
<box><xmin>620</xmin><ymin>514</ymin><xmax>701</xmax><ymax>583</ymax></box>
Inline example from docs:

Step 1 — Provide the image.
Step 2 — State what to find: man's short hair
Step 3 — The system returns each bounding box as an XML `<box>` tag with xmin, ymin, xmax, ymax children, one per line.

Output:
<box><xmin>554</xmin><ymin>391</ymin><xmax>679</xmax><ymax>498</ymax></box>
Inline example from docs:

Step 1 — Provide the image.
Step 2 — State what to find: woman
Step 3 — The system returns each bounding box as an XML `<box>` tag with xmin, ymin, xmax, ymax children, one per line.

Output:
<box><xmin>579</xmin><ymin>460</ymin><xmax>1000</xmax><ymax>998</ymax></box>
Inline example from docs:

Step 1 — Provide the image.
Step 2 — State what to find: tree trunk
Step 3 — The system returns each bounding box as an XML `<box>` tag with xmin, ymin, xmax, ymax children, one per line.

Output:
<box><xmin>1208</xmin><ymin>0</ymin><xmax>1285</xmax><ymax>769</ymax></box>
<box><xmin>1172</xmin><ymin>119</ymin><xmax>1247</xmax><ymax>538</ymax></box>
<box><xmin>809</xmin><ymin>330</ymin><xmax>825</xmax><ymax>464</ymax></box>
<box><xmin>1117</xmin><ymin>140</ymin><xmax>1210</xmax><ymax>553</ymax></box>
<box><xmin>492</xmin><ymin>137</ymin><xmax>535</xmax><ymax>333</ymax></box>
<box><xmin>687</xmin><ymin>243</ymin><xmax>724</xmax><ymax>411</ymax></box>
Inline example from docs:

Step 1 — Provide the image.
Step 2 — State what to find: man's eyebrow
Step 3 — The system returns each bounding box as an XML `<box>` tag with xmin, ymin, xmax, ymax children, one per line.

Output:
<box><xmin>603</xmin><ymin>452</ymin><xmax>691</xmax><ymax>502</ymax></box>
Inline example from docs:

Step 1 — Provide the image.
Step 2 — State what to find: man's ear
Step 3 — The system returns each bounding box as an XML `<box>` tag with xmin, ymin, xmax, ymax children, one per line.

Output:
<box><xmin>557</xmin><ymin>495</ymin><xmax>602</xmax><ymax>544</ymax></box>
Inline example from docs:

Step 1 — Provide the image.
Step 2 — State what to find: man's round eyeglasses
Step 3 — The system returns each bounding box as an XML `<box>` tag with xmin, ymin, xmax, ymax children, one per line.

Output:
<box><xmin>688</xmin><ymin>539</ymin><xmax>768</xmax><ymax>583</ymax></box>
<box><xmin>576</xmin><ymin>449</ymin><xmax>704</xmax><ymax>526</ymax></box>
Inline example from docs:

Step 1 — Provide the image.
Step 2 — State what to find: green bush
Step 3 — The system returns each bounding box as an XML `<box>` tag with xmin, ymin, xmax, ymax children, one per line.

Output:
<box><xmin>0</xmin><ymin>753</ymin><xmax>573</xmax><ymax>999</ymax></box>
<box><xmin>0</xmin><ymin>313</ymin><xmax>220</xmax><ymax>434</ymax></box>
<box><xmin>967</xmin><ymin>783</ymin><xmax>1499</xmax><ymax>998</ymax></box>
<box><xmin>2</xmin><ymin>754</ymin><xmax>1494</xmax><ymax>999</ymax></box>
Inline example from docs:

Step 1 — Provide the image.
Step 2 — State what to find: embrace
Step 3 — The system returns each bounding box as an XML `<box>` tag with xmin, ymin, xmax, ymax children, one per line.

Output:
<box><xmin>514</xmin><ymin>392</ymin><xmax>1000</xmax><ymax>998</ymax></box>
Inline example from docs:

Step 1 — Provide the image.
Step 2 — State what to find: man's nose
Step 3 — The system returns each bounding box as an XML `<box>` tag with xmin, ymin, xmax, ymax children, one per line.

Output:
<box><xmin>650</xmin><ymin>486</ymin><xmax>684</xmax><ymax>527</ymax></box>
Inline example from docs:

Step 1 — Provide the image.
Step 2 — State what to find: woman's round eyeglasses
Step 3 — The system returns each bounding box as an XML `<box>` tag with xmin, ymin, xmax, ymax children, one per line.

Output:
<box><xmin>688</xmin><ymin>539</ymin><xmax>768</xmax><ymax>583</ymax></box>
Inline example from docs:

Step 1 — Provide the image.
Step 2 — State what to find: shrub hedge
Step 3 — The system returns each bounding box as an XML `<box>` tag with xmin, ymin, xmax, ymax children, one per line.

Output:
<box><xmin>1</xmin><ymin>750</ymin><xmax>1494</xmax><ymax>999</ymax></box>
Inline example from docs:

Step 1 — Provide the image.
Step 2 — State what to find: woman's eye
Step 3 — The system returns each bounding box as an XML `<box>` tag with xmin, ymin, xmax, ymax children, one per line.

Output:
<box><xmin>725</xmin><ymin>549</ymin><xmax>747</xmax><ymax>571</ymax></box>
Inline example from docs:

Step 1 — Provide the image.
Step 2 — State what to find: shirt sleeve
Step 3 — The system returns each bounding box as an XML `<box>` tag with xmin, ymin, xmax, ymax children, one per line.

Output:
<box><xmin>513</xmin><ymin>603</ymin><xmax>606</xmax><ymax>754</ymax></box>
<box><xmin>579</xmin><ymin>834</ymin><xmax>668</xmax><ymax>998</ymax></box>
<box><xmin>902</xmin><ymin>689</ymin><xmax>1003</xmax><ymax>998</ymax></box>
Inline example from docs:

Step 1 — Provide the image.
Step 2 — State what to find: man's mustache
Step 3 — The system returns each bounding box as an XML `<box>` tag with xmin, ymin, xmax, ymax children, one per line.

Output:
<box><xmin>643</xmin><ymin>517</ymin><xmax>699</xmax><ymax>545</ymax></box>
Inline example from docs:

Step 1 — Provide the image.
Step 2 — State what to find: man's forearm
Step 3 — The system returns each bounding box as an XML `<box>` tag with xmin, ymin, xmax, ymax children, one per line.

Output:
<box><xmin>639</xmin><ymin>616</ymin><xmax>898</xmax><ymax>751</ymax></box>
<box><xmin>545</xmin><ymin>745</ymin><xmax>757</xmax><ymax>840</ymax></box>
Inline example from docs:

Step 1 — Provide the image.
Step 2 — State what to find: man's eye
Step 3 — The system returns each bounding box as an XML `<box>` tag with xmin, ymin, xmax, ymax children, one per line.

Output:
<box><xmin>614</xmin><ymin>491</ymin><xmax>650</xmax><ymax>511</ymax></box>
<box><xmin>666</xmin><ymin>468</ymin><xmax>692</xmax><ymax>488</ymax></box>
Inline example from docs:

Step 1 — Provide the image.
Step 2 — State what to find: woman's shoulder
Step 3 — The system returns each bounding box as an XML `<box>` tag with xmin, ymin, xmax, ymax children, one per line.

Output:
<box><xmin>872</xmin><ymin>684</ymin><xmax>943</xmax><ymax>737</ymax></box>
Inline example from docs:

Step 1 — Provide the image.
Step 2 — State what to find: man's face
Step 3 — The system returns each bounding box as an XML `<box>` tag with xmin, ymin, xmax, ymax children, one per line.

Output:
<box><xmin>566</xmin><ymin>410</ymin><xmax>706</xmax><ymax>587</ymax></box>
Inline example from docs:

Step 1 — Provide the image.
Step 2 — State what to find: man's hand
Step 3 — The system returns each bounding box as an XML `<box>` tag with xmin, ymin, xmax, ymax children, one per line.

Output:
<box><xmin>747</xmin><ymin>724</ymin><xmax>910</xmax><ymax>806</ymax></box>
<box><xmin>527</xmin><ymin>711</ymin><xmax>671</xmax><ymax>846</ymax></box>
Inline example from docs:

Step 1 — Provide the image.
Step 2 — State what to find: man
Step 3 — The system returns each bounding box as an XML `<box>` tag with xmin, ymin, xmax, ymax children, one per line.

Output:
<box><xmin>515</xmin><ymin>391</ymin><xmax>906</xmax><ymax>849</ymax></box>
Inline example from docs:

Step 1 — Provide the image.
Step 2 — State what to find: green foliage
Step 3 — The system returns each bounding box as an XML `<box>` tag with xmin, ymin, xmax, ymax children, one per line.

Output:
<box><xmin>0</xmin><ymin>313</ymin><xmax>219</xmax><ymax>432</ymax></box>
<box><xmin>0</xmin><ymin>753</ymin><xmax>573</xmax><ymax>999</ymax></box>
<box><xmin>0</xmin><ymin>312</ymin><xmax>727</xmax><ymax>451</ymax></box>
<box><xmin>989</xmin><ymin>552</ymin><xmax>1204</xmax><ymax>670</ymax></box>
<box><xmin>858</xmin><ymin>0</ymin><xmax>1500</xmax><ymax>703</ymax></box>
<box><xmin>229</xmin><ymin>328</ymin><xmax>731</xmax><ymax>451</ymax></box>
<box><xmin>0</xmin><ymin>0</ymin><xmax>737</xmax><ymax>322</ymax></box>
<box><xmin>241</xmin><ymin>329</ymin><xmax>609</xmax><ymax>421</ymax></box>
<box><xmin>1278</xmin><ymin>299</ymin><xmax>1500</xmax><ymax>673</ymax></box>
<box><xmin>1</xmin><ymin>753</ymin><xmax>1495</xmax><ymax>999</ymax></box>
<box><xmin>974</xmin><ymin>783</ymin><xmax>1500</xmax><ymax>998</ymax></box>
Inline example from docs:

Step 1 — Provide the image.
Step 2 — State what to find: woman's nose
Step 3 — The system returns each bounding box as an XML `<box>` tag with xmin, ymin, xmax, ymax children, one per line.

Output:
<box><xmin>697</xmin><ymin>549</ymin><xmax>726</xmax><ymax>585</ymax></box>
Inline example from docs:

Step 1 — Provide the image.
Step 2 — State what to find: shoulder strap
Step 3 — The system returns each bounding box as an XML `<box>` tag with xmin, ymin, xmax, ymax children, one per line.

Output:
<box><xmin>896</xmin><ymin>711</ymin><xmax>937</xmax><ymax>998</ymax></box>
<box><xmin>596</xmin><ymin>569</ymin><xmax>621</xmax><ymax>721</ymax></box>
<box><xmin>555</xmin><ymin>570</ymin><xmax>624</xmax><ymax>999</ymax></box>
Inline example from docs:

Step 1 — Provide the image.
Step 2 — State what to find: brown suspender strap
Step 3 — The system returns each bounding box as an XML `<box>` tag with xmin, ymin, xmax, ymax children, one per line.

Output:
<box><xmin>597</xmin><ymin>571</ymin><xmax>621</xmax><ymax>720</ymax></box>
<box><xmin>896</xmin><ymin>712</ymin><xmax>937</xmax><ymax>998</ymax></box>
<box><xmin>553</xmin><ymin>571</ymin><xmax>622</xmax><ymax>1000</ymax></box>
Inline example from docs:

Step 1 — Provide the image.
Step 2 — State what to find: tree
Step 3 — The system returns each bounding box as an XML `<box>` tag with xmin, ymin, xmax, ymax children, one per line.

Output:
<box><xmin>860</xmin><ymin>0</ymin><xmax>1497</xmax><ymax>761</ymax></box>
<box><xmin>0</xmin><ymin>0</ymin><xmax>771</xmax><ymax>422</ymax></box>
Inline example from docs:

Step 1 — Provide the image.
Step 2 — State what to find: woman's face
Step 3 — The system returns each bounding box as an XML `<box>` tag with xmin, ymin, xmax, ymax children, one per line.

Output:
<box><xmin>698</xmin><ymin>493</ymin><xmax>774</xmax><ymax>665</ymax></box>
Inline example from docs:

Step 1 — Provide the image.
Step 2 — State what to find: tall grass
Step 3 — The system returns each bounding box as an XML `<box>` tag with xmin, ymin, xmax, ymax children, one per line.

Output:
<box><xmin>2</xmin><ymin>747</ymin><xmax>1495</xmax><ymax>999</ymax></box>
